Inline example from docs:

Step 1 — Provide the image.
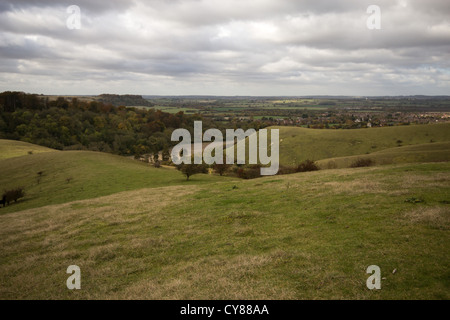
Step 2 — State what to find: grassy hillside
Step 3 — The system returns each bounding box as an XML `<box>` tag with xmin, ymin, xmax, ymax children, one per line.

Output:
<box><xmin>274</xmin><ymin>123</ymin><xmax>450</xmax><ymax>166</ymax></box>
<box><xmin>0</xmin><ymin>149</ymin><xmax>232</xmax><ymax>214</ymax></box>
<box><xmin>317</xmin><ymin>141</ymin><xmax>450</xmax><ymax>169</ymax></box>
<box><xmin>0</xmin><ymin>139</ymin><xmax>56</xmax><ymax>160</ymax></box>
<box><xmin>0</xmin><ymin>162</ymin><xmax>449</xmax><ymax>299</ymax></box>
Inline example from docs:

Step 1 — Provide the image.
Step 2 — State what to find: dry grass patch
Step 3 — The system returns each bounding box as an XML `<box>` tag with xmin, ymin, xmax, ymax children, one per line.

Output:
<box><xmin>323</xmin><ymin>178</ymin><xmax>385</xmax><ymax>195</ymax></box>
<box><xmin>0</xmin><ymin>185</ymin><xmax>199</xmax><ymax>299</ymax></box>
<box><xmin>1</xmin><ymin>162</ymin><xmax>449</xmax><ymax>299</ymax></box>
<box><xmin>112</xmin><ymin>254</ymin><xmax>292</xmax><ymax>300</ymax></box>
<box><xmin>399</xmin><ymin>173</ymin><xmax>450</xmax><ymax>190</ymax></box>
<box><xmin>403</xmin><ymin>206</ymin><xmax>450</xmax><ymax>230</ymax></box>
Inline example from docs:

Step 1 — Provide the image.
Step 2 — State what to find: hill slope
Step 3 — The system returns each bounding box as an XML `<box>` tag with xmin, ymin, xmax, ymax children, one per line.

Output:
<box><xmin>0</xmin><ymin>162</ymin><xmax>448</xmax><ymax>299</ymax></box>
<box><xmin>273</xmin><ymin>123</ymin><xmax>450</xmax><ymax>166</ymax></box>
<box><xmin>317</xmin><ymin>141</ymin><xmax>450</xmax><ymax>169</ymax></box>
<box><xmin>0</xmin><ymin>149</ymin><xmax>231</xmax><ymax>214</ymax></box>
<box><xmin>0</xmin><ymin>139</ymin><xmax>56</xmax><ymax>160</ymax></box>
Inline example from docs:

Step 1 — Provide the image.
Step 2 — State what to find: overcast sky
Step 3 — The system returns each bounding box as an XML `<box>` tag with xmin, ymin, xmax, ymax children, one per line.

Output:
<box><xmin>0</xmin><ymin>0</ymin><xmax>449</xmax><ymax>96</ymax></box>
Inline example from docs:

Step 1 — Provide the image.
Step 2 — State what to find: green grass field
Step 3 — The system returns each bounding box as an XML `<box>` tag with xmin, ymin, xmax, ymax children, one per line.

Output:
<box><xmin>0</xmin><ymin>139</ymin><xmax>56</xmax><ymax>160</ymax></box>
<box><xmin>0</xmin><ymin>148</ymin><xmax>232</xmax><ymax>214</ymax></box>
<box><xmin>274</xmin><ymin>123</ymin><xmax>450</xmax><ymax>166</ymax></box>
<box><xmin>0</xmin><ymin>132</ymin><xmax>449</xmax><ymax>300</ymax></box>
<box><xmin>224</xmin><ymin>123</ymin><xmax>450</xmax><ymax>168</ymax></box>
<box><xmin>0</xmin><ymin>161</ymin><xmax>448</xmax><ymax>299</ymax></box>
<box><xmin>317</xmin><ymin>141</ymin><xmax>450</xmax><ymax>169</ymax></box>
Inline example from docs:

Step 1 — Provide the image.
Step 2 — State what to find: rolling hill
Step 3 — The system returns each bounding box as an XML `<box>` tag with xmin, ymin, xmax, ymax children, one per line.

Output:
<box><xmin>316</xmin><ymin>141</ymin><xmax>450</xmax><ymax>169</ymax></box>
<box><xmin>0</xmin><ymin>143</ymin><xmax>232</xmax><ymax>214</ymax></box>
<box><xmin>0</xmin><ymin>139</ymin><xmax>56</xmax><ymax>160</ymax></box>
<box><xmin>0</xmin><ymin>162</ymin><xmax>448</xmax><ymax>299</ymax></box>
<box><xmin>273</xmin><ymin>123</ymin><xmax>450</xmax><ymax>166</ymax></box>
<box><xmin>0</xmin><ymin>132</ymin><xmax>449</xmax><ymax>300</ymax></box>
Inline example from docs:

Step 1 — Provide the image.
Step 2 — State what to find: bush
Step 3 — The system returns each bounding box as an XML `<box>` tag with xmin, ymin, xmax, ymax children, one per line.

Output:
<box><xmin>3</xmin><ymin>187</ymin><xmax>25</xmax><ymax>205</ymax></box>
<box><xmin>350</xmin><ymin>158</ymin><xmax>374</xmax><ymax>168</ymax></box>
<box><xmin>213</xmin><ymin>163</ymin><xmax>231</xmax><ymax>176</ymax></box>
<box><xmin>276</xmin><ymin>166</ymin><xmax>296</xmax><ymax>175</ymax></box>
<box><xmin>236</xmin><ymin>165</ymin><xmax>262</xmax><ymax>179</ymax></box>
<box><xmin>213</xmin><ymin>156</ymin><xmax>231</xmax><ymax>176</ymax></box>
<box><xmin>296</xmin><ymin>160</ymin><xmax>319</xmax><ymax>172</ymax></box>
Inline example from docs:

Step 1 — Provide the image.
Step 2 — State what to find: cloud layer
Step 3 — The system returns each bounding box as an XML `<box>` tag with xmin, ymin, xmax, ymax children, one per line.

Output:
<box><xmin>1</xmin><ymin>0</ymin><xmax>449</xmax><ymax>95</ymax></box>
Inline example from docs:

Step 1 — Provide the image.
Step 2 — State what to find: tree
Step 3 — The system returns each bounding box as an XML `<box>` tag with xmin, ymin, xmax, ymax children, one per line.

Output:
<box><xmin>177</xmin><ymin>163</ymin><xmax>199</xmax><ymax>180</ymax></box>
<box><xmin>176</xmin><ymin>162</ymin><xmax>208</xmax><ymax>180</ymax></box>
<box><xmin>213</xmin><ymin>155</ymin><xmax>231</xmax><ymax>176</ymax></box>
<box><xmin>213</xmin><ymin>163</ymin><xmax>230</xmax><ymax>176</ymax></box>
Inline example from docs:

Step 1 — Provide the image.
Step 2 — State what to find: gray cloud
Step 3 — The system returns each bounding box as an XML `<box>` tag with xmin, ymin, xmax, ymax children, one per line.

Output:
<box><xmin>0</xmin><ymin>0</ymin><xmax>449</xmax><ymax>95</ymax></box>
<box><xmin>1</xmin><ymin>0</ymin><xmax>135</xmax><ymax>14</ymax></box>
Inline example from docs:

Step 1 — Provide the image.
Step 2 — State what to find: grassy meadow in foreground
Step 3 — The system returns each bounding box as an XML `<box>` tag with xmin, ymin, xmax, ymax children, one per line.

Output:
<box><xmin>0</xmin><ymin>162</ymin><xmax>448</xmax><ymax>299</ymax></box>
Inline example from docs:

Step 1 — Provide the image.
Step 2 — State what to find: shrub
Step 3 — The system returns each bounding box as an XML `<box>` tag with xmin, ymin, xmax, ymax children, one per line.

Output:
<box><xmin>3</xmin><ymin>187</ymin><xmax>25</xmax><ymax>205</ymax></box>
<box><xmin>213</xmin><ymin>154</ymin><xmax>231</xmax><ymax>176</ymax></box>
<box><xmin>245</xmin><ymin>166</ymin><xmax>262</xmax><ymax>179</ymax></box>
<box><xmin>296</xmin><ymin>160</ymin><xmax>319</xmax><ymax>172</ymax></box>
<box><xmin>36</xmin><ymin>171</ymin><xmax>44</xmax><ymax>184</ymax></box>
<box><xmin>236</xmin><ymin>165</ymin><xmax>262</xmax><ymax>179</ymax></box>
<box><xmin>213</xmin><ymin>163</ymin><xmax>231</xmax><ymax>176</ymax></box>
<box><xmin>276</xmin><ymin>166</ymin><xmax>296</xmax><ymax>175</ymax></box>
<box><xmin>236</xmin><ymin>168</ymin><xmax>246</xmax><ymax>179</ymax></box>
<box><xmin>350</xmin><ymin>158</ymin><xmax>374</xmax><ymax>168</ymax></box>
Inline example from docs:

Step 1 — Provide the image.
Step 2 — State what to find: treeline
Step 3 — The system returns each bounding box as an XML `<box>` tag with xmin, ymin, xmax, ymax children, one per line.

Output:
<box><xmin>0</xmin><ymin>91</ymin><xmax>264</xmax><ymax>157</ymax></box>
<box><xmin>0</xmin><ymin>91</ymin><xmax>212</xmax><ymax>156</ymax></box>
<box><xmin>97</xmin><ymin>94</ymin><xmax>154</xmax><ymax>107</ymax></box>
